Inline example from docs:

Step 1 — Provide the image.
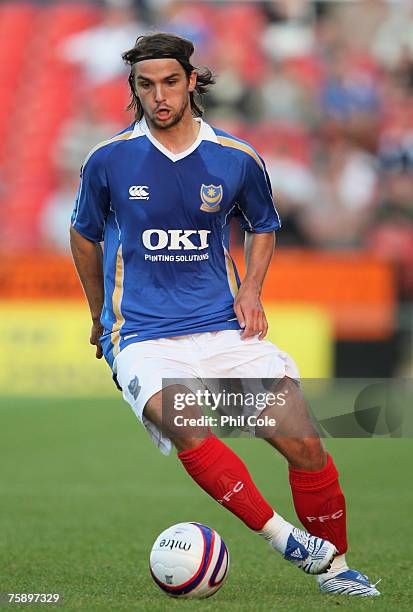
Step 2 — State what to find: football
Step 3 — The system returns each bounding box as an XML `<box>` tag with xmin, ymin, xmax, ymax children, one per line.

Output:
<box><xmin>149</xmin><ymin>522</ymin><xmax>230</xmax><ymax>598</ymax></box>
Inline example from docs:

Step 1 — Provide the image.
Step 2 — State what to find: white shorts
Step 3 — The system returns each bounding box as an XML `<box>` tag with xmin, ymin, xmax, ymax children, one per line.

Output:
<box><xmin>114</xmin><ymin>330</ymin><xmax>299</xmax><ymax>454</ymax></box>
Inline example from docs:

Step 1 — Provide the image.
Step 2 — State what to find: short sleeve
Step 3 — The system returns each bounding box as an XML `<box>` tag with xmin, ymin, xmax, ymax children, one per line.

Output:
<box><xmin>71</xmin><ymin>149</ymin><xmax>110</xmax><ymax>242</ymax></box>
<box><xmin>236</xmin><ymin>154</ymin><xmax>281</xmax><ymax>233</ymax></box>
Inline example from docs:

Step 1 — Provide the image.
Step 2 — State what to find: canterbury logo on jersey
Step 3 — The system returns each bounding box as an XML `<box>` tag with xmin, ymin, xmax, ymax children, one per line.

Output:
<box><xmin>129</xmin><ymin>185</ymin><xmax>149</xmax><ymax>200</ymax></box>
<box><xmin>142</xmin><ymin>229</ymin><xmax>211</xmax><ymax>251</ymax></box>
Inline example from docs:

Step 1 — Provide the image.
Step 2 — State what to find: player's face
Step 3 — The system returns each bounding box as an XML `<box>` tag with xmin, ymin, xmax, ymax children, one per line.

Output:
<box><xmin>134</xmin><ymin>59</ymin><xmax>197</xmax><ymax>129</ymax></box>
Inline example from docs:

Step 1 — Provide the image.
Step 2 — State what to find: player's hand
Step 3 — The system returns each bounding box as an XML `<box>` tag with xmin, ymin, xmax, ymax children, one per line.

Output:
<box><xmin>90</xmin><ymin>320</ymin><xmax>104</xmax><ymax>359</ymax></box>
<box><xmin>234</xmin><ymin>281</ymin><xmax>268</xmax><ymax>340</ymax></box>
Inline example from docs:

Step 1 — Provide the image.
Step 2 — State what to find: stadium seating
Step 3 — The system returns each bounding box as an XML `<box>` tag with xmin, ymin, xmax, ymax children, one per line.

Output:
<box><xmin>0</xmin><ymin>2</ymin><xmax>99</xmax><ymax>250</ymax></box>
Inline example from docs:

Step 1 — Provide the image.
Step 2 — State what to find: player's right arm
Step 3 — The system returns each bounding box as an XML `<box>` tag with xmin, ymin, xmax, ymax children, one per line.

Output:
<box><xmin>70</xmin><ymin>228</ymin><xmax>105</xmax><ymax>359</ymax></box>
<box><xmin>70</xmin><ymin>147</ymin><xmax>110</xmax><ymax>359</ymax></box>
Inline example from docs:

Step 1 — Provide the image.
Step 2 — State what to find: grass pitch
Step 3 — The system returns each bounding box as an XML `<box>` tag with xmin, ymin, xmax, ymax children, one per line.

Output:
<box><xmin>1</xmin><ymin>397</ymin><xmax>412</xmax><ymax>610</ymax></box>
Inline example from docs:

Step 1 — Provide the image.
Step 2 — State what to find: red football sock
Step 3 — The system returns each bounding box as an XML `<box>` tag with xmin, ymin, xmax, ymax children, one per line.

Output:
<box><xmin>178</xmin><ymin>435</ymin><xmax>274</xmax><ymax>531</ymax></box>
<box><xmin>288</xmin><ymin>453</ymin><xmax>348</xmax><ymax>554</ymax></box>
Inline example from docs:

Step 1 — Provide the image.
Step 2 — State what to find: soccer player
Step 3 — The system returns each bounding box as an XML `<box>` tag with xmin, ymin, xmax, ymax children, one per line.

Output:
<box><xmin>70</xmin><ymin>33</ymin><xmax>379</xmax><ymax>596</ymax></box>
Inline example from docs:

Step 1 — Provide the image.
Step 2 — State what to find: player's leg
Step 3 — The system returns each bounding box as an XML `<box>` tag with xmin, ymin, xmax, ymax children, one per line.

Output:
<box><xmin>203</xmin><ymin>331</ymin><xmax>379</xmax><ymax>595</ymax></box>
<box><xmin>205</xmin><ymin>331</ymin><xmax>348</xmax><ymax>560</ymax></box>
<box><xmin>115</xmin><ymin>340</ymin><xmax>277</xmax><ymax>533</ymax></box>
<box><xmin>194</xmin><ymin>331</ymin><xmax>345</xmax><ymax>552</ymax></box>
<box><xmin>256</xmin><ymin>376</ymin><xmax>380</xmax><ymax>595</ymax></box>
<box><xmin>144</xmin><ymin>386</ymin><xmax>337</xmax><ymax>576</ymax></box>
<box><xmin>145</xmin><ymin>386</ymin><xmax>275</xmax><ymax>530</ymax></box>
<box><xmin>256</xmin><ymin>376</ymin><xmax>348</xmax><ymax>556</ymax></box>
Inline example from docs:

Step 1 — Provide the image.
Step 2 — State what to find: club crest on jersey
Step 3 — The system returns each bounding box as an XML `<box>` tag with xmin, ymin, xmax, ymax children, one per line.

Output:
<box><xmin>200</xmin><ymin>184</ymin><xmax>223</xmax><ymax>212</ymax></box>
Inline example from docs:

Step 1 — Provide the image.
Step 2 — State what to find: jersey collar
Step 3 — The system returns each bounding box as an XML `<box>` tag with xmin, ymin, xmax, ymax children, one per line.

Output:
<box><xmin>130</xmin><ymin>116</ymin><xmax>217</xmax><ymax>162</ymax></box>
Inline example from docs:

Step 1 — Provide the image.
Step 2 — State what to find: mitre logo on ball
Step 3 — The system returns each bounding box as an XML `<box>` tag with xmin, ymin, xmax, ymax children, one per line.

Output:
<box><xmin>159</xmin><ymin>538</ymin><xmax>192</xmax><ymax>551</ymax></box>
<box><xmin>200</xmin><ymin>184</ymin><xmax>223</xmax><ymax>212</ymax></box>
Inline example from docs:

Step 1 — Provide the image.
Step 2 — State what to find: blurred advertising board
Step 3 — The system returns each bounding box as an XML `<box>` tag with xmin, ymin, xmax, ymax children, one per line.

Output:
<box><xmin>0</xmin><ymin>302</ymin><xmax>332</xmax><ymax>397</ymax></box>
<box><xmin>0</xmin><ymin>251</ymin><xmax>395</xmax><ymax>340</ymax></box>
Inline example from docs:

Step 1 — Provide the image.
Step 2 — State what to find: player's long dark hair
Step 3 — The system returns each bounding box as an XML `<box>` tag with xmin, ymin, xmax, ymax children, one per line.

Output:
<box><xmin>122</xmin><ymin>32</ymin><xmax>215</xmax><ymax>120</ymax></box>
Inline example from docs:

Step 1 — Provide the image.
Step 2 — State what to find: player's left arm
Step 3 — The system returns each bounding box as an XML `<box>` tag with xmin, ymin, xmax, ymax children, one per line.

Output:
<box><xmin>234</xmin><ymin>150</ymin><xmax>281</xmax><ymax>340</ymax></box>
<box><xmin>234</xmin><ymin>231</ymin><xmax>275</xmax><ymax>340</ymax></box>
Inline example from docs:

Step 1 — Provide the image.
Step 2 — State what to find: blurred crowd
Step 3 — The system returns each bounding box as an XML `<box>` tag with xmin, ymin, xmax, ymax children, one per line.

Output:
<box><xmin>16</xmin><ymin>0</ymin><xmax>413</xmax><ymax>298</ymax></box>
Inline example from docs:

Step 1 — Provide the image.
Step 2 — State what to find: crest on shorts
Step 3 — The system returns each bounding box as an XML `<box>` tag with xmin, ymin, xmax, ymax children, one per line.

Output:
<box><xmin>200</xmin><ymin>184</ymin><xmax>223</xmax><ymax>212</ymax></box>
<box><xmin>128</xmin><ymin>376</ymin><xmax>141</xmax><ymax>401</ymax></box>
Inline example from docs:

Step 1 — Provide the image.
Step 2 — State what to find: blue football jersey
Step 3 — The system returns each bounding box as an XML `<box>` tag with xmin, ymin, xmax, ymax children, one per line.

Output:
<box><xmin>71</xmin><ymin>118</ymin><xmax>281</xmax><ymax>368</ymax></box>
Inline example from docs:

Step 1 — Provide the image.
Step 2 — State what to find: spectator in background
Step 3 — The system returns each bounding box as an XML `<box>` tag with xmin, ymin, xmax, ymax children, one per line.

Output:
<box><xmin>320</xmin><ymin>46</ymin><xmax>381</xmax><ymax>152</ymax></box>
<box><xmin>301</xmin><ymin>140</ymin><xmax>379</xmax><ymax>248</ymax></box>
<box><xmin>324</xmin><ymin>0</ymin><xmax>385</xmax><ymax>54</ymax></box>
<box><xmin>259</xmin><ymin>0</ymin><xmax>323</xmax><ymax>126</ymax></box>
<box><xmin>40</xmin><ymin>168</ymin><xmax>79</xmax><ymax>252</ymax></box>
<box><xmin>372</xmin><ymin>0</ymin><xmax>413</xmax><ymax>73</ymax></box>
<box><xmin>258</xmin><ymin>60</ymin><xmax>318</xmax><ymax>126</ymax></box>
<box><xmin>60</xmin><ymin>0</ymin><xmax>147</xmax><ymax>86</ymax></box>
<box><xmin>261</xmin><ymin>0</ymin><xmax>315</xmax><ymax>63</ymax></box>
<box><xmin>60</xmin><ymin>0</ymin><xmax>148</xmax><ymax>124</ymax></box>
<box><xmin>366</xmin><ymin>135</ymin><xmax>413</xmax><ymax>299</ymax></box>
<box><xmin>156</xmin><ymin>0</ymin><xmax>213</xmax><ymax>59</ymax></box>
<box><xmin>265</xmin><ymin>154</ymin><xmax>317</xmax><ymax>247</ymax></box>
<box><xmin>204</xmin><ymin>44</ymin><xmax>260</xmax><ymax>123</ymax></box>
<box><xmin>53</xmin><ymin>96</ymin><xmax>123</xmax><ymax>176</ymax></box>
<box><xmin>41</xmin><ymin>97</ymin><xmax>123</xmax><ymax>251</ymax></box>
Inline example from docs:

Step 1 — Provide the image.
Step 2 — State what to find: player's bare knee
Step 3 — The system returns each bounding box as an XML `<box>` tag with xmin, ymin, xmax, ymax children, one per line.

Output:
<box><xmin>294</xmin><ymin>438</ymin><xmax>326</xmax><ymax>471</ymax></box>
<box><xmin>145</xmin><ymin>385</ymin><xmax>210</xmax><ymax>441</ymax></box>
<box><xmin>143</xmin><ymin>390</ymin><xmax>163</xmax><ymax>427</ymax></box>
<box><xmin>171</xmin><ymin>435</ymin><xmax>209</xmax><ymax>453</ymax></box>
<box><xmin>144</xmin><ymin>388</ymin><xmax>181</xmax><ymax>437</ymax></box>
